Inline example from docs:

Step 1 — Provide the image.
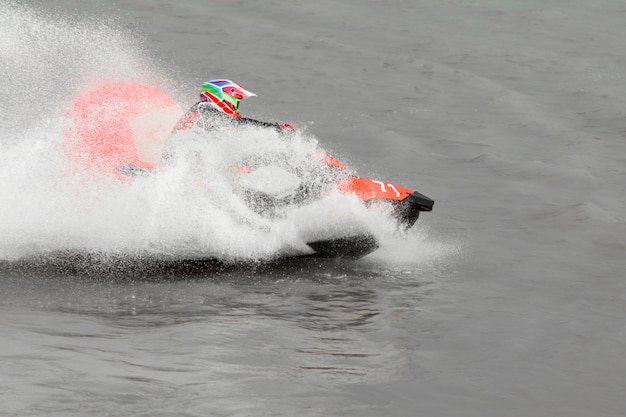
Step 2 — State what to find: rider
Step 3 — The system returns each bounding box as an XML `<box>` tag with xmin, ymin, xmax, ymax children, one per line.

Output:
<box><xmin>172</xmin><ymin>79</ymin><xmax>294</xmax><ymax>134</ymax></box>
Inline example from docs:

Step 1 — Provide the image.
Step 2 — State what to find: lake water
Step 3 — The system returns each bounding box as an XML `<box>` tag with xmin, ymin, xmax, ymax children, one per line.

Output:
<box><xmin>2</xmin><ymin>1</ymin><xmax>626</xmax><ymax>416</ymax></box>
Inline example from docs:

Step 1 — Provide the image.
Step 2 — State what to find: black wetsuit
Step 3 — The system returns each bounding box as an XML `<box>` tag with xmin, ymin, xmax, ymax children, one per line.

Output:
<box><xmin>176</xmin><ymin>101</ymin><xmax>284</xmax><ymax>133</ymax></box>
<box><xmin>118</xmin><ymin>102</ymin><xmax>287</xmax><ymax>176</ymax></box>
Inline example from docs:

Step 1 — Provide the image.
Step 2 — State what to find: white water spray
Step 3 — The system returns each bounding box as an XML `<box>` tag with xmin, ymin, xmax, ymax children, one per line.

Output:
<box><xmin>0</xmin><ymin>2</ymin><xmax>447</xmax><ymax>265</ymax></box>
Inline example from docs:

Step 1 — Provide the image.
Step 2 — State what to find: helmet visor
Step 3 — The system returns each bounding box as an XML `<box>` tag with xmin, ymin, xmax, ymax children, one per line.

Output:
<box><xmin>223</xmin><ymin>93</ymin><xmax>240</xmax><ymax>111</ymax></box>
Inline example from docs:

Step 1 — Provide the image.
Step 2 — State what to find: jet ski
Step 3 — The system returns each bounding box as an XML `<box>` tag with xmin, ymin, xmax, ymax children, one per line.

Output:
<box><xmin>63</xmin><ymin>82</ymin><xmax>434</xmax><ymax>260</ymax></box>
<box><xmin>229</xmin><ymin>155</ymin><xmax>433</xmax><ymax>258</ymax></box>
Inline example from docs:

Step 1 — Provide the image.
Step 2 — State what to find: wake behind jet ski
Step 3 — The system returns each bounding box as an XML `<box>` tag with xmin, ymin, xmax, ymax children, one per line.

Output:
<box><xmin>63</xmin><ymin>80</ymin><xmax>434</xmax><ymax>259</ymax></box>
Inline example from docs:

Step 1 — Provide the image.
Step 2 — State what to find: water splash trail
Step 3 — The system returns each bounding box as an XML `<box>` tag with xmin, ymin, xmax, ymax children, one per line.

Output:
<box><xmin>0</xmin><ymin>2</ymin><xmax>451</xmax><ymax>268</ymax></box>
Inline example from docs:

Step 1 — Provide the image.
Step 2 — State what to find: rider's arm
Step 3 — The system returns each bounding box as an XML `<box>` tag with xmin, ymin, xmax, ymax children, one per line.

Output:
<box><xmin>236</xmin><ymin>117</ymin><xmax>295</xmax><ymax>133</ymax></box>
<box><xmin>235</xmin><ymin>116</ymin><xmax>281</xmax><ymax>131</ymax></box>
<box><xmin>175</xmin><ymin>102</ymin><xmax>294</xmax><ymax>133</ymax></box>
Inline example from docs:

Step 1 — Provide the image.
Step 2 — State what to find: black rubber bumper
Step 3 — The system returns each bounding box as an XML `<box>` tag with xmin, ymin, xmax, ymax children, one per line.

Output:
<box><xmin>392</xmin><ymin>190</ymin><xmax>435</xmax><ymax>229</ymax></box>
<box><xmin>306</xmin><ymin>234</ymin><xmax>379</xmax><ymax>259</ymax></box>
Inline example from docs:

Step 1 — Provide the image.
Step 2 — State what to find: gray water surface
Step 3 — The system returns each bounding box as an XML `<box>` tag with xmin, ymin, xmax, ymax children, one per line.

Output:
<box><xmin>2</xmin><ymin>1</ymin><xmax>626</xmax><ymax>416</ymax></box>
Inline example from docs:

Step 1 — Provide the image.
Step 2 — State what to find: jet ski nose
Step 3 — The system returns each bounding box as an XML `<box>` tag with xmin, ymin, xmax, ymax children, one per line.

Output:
<box><xmin>393</xmin><ymin>190</ymin><xmax>435</xmax><ymax>229</ymax></box>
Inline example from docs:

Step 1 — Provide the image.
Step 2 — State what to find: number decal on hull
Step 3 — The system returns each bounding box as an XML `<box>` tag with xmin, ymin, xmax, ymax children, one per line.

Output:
<box><xmin>372</xmin><ymin>181</ymin><xmax>401</xmax><ymax>198</ymax></box>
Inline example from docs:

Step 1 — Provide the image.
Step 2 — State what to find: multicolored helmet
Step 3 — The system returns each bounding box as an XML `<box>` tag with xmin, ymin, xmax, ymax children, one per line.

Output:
<box><xmin>200</xmin><ymin>79</ymin><xmax>256</xmax><ymax>118</ymax></box>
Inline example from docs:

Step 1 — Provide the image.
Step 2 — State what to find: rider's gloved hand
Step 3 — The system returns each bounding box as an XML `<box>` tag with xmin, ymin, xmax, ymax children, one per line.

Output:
<box><xmin>279</xmin><ymin>123</ymin><xmax>295</xmax><ymax>133</ymax></box>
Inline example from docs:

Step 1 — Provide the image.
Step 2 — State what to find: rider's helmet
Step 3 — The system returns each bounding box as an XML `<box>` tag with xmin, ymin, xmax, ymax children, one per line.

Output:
<box><xmin>200</xmin><ymin>79</ymin><xmax>256</xmax><ymax>118</ymax></box>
